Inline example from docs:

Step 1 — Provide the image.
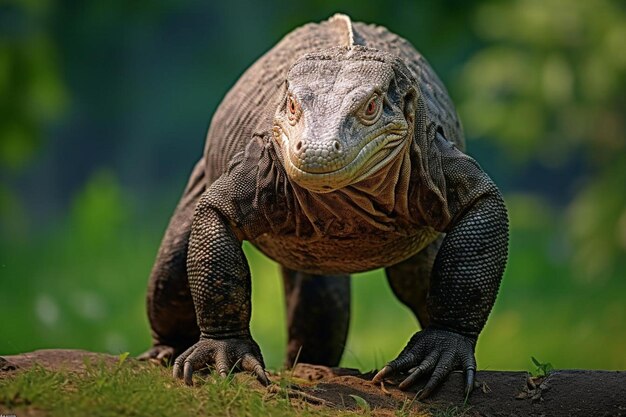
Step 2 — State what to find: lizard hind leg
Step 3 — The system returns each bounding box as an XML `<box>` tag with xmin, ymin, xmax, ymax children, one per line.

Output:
<box><xmin>385</xmin><ymin>236</ymin><xmax>444</xmax><ymax>329</ymax></box>
<box><xmin>139</xmin><ymin>160</ymin><xmax>206</xmax><ymax>363</ymax></box>
<box><xmin>282</xmin><ymin>267</ymin><xmax>351</xmax><ymax>368</ymax></box>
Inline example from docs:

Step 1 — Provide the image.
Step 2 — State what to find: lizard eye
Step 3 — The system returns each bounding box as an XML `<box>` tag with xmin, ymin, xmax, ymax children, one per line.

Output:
<box><xmin>287</xmin><ymin>95</ymin><xmax>300</xmax><ymax>124</ymax></box>
<box><xmin>365</xmin><ymin>98</ymin><xmax>377</xmax><ymax>115</ymax></box>
<box><xmin>359</xmin><ymin>94</ymin><xmax>381</xmax><ymax>125</ymax></box>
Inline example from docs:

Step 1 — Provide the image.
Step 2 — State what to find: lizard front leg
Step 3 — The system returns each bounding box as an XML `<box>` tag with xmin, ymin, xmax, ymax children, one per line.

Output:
<box><xmin>172</xmin><ymin>193</ymin><xmax>269</xmax><ymax>386</ymax></box>
<box><xmin>374</xmin><ymin>184</ymin><xmax>508</xmax><ymax>399</ymax></box>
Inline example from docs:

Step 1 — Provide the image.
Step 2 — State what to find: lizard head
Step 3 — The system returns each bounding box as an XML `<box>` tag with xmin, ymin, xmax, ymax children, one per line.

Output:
<box><xmin>273</xmin><ymin>46</ymin><xmax>417</xmax><ymax>193</ymax></box>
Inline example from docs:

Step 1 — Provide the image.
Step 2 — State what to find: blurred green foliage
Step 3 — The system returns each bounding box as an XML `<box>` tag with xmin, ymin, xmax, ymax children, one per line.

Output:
<box><xmin>0</xmin><ymin>0</ymin><xmax>624</xmax><ymax>372</ymax></box>
<box><xmin>460</xmin><ymin>0</ymin><xmax>625</xmax><ymax>158</ymax></box>
<box><xmin>0</xmin><ymin>0</ymin><xmax>66</xmax><ymax>171</ymax></box>
<box><xmin>457</xmin><ymin>0</ymin><xmax>626</xmax><ymax>282</ymax></box>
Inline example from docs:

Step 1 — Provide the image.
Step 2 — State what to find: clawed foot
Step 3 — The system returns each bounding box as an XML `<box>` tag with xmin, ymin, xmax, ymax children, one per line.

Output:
<box><xmin>172</xmin><ymin>336</ymin><xmax>270</xmax><ymax>386</ymax></box>
<box><xmin>372</xmin><ymin>327</ymin><xmax>476</xmax><ymax>400</ymax></box>
<box><xmin>138</xmin><ymin>344</ymin><xmax>176</xmax><ymax>364</ymax></box>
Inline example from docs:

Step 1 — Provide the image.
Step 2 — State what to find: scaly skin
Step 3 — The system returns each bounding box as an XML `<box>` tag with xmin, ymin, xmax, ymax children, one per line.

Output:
<box><xmin>142</xmin><ymin>14</ymin><xmax>509</xmax><ymax>400</ymax></box>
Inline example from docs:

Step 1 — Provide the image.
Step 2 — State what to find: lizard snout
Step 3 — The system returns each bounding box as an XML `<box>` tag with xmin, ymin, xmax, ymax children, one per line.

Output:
<box><xmin>289</xmin><ymin>137</ymin><xmax>346</xmax><ymax>174</ymax></box>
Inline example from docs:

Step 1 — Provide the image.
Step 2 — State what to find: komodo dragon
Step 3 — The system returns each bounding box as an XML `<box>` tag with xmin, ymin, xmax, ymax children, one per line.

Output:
<box><xmin>140</xmin><ymin>14</ymin><xmax>509</xmax><ymax>399</ymax></box>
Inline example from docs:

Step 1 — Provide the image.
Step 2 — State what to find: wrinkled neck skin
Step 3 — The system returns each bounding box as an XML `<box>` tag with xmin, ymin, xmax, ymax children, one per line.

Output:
<box><xmin>266</xmin><ymin>135</ymin><xmax>416</xmax><ymax>238</ymax></box>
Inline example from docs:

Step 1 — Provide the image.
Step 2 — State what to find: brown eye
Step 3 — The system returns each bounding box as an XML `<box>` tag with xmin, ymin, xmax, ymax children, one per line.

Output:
<box><xmin>288</xmin><ymin>97</ymin><xmax>296</xmax><ymax>114</ymax></box>
<box><xmin>287</xmin><ymin>95</ymin><xmax>299</xmax><ymax>123</ymax></box>
<box><xmin>365</xmin><ymin>98</ymin><xmax>377</xmax><ymax>116</ymax></box>
<box><xmin>360</xmin><ymin>94</ymin><xmax>381</xmax><ymax>124</ymax></box>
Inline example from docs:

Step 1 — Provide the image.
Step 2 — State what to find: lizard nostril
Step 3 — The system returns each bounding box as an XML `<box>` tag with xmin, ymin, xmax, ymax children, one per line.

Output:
<box><xmin>295</xmin><ymin>141</ymin><xmax>303</xmax><ymax>151</ymax></box>
<box><xmin>333</xmin><ymin>141</ymin><xmax>341</xmax><ymax>151</ymax></box>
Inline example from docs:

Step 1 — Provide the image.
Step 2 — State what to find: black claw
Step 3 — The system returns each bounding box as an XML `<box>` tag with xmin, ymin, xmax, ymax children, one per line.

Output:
<box><xmin>399</xmin><ymin>371</ymin><xmax>423</xmax><ymax>390</ymax></box>
<box><xmin>417</xmin><ymin>386</ymin><xmax>432</xmax><ymax>401</ymax></box>
<box><xmin>372</xmin><ymin>365</ymin><xmax>393</xmax><ymax>384</ymax></box>
<box><xmin>183</xmin><ymin>361</ymin><xmax>194</xmax><ymax>386</ymax></box>
<box><xmin>173</xmin><ymin>344</ymin><xmax>195</xmax><ymax>380</ymax></box>
<box><xmin>173</xmin><ymin>359</ymin><xmax>184</xmax><ymax>379</ymax></box>
<box><xmin>465</xmin><ymin>368</ymin><xmax>475</xmax><ymax>396</ymax></box>
<box><xmin>241</xmin><ymin>354</ymin><xmax>270</xmax><ymax>386</ymax></box>
<box><xmin>398</xmin><ymin>351</ymin><xmax>439</xmax><ymax>390</ymax></box>
<box><xmin>254</xmin><ymin>365</ymin><xmax>271</xmax><ymax>386</ymax></box>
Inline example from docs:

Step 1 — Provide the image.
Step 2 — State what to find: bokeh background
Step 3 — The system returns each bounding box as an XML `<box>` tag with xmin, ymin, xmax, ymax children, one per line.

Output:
<box><xmin>1</xmin><ymin>0</ymin><xmax>625</xmax><ymax>372</ymax></box>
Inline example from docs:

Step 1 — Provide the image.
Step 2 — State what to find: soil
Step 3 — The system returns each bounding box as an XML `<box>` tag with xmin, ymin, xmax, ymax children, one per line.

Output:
<box><xmin>2</xmin><ymin>349</ymin><xmax>625</xmax><ymax>416</ymax></box>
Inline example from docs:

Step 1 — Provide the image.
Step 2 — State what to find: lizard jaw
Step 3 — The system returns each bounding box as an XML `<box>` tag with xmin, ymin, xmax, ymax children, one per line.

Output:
<box><xmin>278</xmin><ymin>129</ymin><xmax>408</xmax><ymax>193</ymax></box>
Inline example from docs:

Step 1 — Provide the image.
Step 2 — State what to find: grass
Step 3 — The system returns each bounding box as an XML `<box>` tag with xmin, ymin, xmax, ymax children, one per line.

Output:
<box><xmin>0</xmin><ymin>357</ymin><xmax>365</xmax><ymax>417</ymax></box>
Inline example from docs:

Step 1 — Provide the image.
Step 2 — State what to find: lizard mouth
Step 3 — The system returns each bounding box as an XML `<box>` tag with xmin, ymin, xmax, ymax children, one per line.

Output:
<box><xmin>276</xmin><ymin>126</ymin><xmax>408</xmax><ymax>193</ymax></box>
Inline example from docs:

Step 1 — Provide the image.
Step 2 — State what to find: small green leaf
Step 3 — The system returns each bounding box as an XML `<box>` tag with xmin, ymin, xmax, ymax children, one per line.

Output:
<box><xmin>530</xmin><ymin>356</ymin><xmax>554</xmax><ymax>377</ymax></box>
<box><xmin>349</xmin><ymin>394</ymin><xmax>370</xmax><ymax>412</ymax></box>
<box><xmin>118</xmin><ymin>352</ymin><xmax>130</xmax><ymax>366</ymax></box>
<box><xmin>543</xmin><ymin>362</ymin><xmax>554</xmax><ymax>373</ymax></box>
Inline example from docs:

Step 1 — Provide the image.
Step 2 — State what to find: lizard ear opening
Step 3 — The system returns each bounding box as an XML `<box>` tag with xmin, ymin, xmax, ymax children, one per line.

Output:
<box><xmin>403</xmin><ymin>88</ymin><xmax>417</xmax><ymax>126</ymax></box>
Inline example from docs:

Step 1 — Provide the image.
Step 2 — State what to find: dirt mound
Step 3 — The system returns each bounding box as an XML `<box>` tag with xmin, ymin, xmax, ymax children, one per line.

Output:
<box><xmin>2</xmin><ymin>349</ymin><xmax>625</xmax><ymax>416</ymax></box>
